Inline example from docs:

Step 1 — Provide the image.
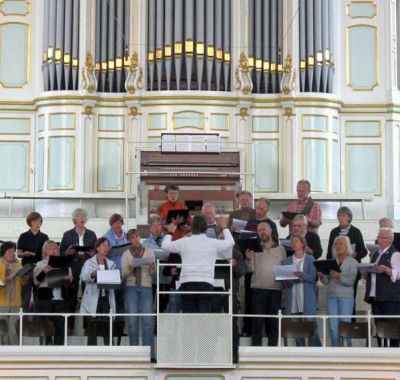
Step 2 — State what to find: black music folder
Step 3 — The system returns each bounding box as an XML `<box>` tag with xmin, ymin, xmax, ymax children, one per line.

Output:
<box><xmin>13</xmin><ymin>263</ymin><xmax>34</xmax><ymax>277</ymax></box>
<box><xmin>109</xmin><ymin>243</ymin><xmax>132</xmax><ymax>255</ymax></box>
<box><xmin>47</xmin><ymin>269</ymin><xmax>69</xmax><ymax>288</ymax></box>
<box><xmin>71</xmin><ymin>245</ymin><xmax>93</xmax><ymax>252</ymax></box>
<box><xmin>165</xmin><ymin>209</ymin><xmax>189</xmax><ymax>224</ymax></box>
<box><xmin>238</xmin><ymin>234</ymin><xmax>263</xmax><ymax>253</ymax></box>
<box><xmin>48</xmin><ymin>255</ymin><xmax>70</xmax><ymax>269</ymax></box>
<box><xmin>281</xmin><ymin>211</ymin><xmax>303</xmax><ymax>220</ymax></box>
<box><xmin>313</xmin><ymin>259</ymin><xmax>341</xmax><ymax>275</ymax></box>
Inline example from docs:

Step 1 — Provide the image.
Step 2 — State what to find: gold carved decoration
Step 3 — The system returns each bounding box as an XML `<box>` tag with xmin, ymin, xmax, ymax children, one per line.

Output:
<box><xmin>83</xmin><ymin>106</ymin><xmax>94</xmax><ymax>116</ymax></box>
<box><xmin>129</xmin><ymin>107</ymin><xmax>142</xmax><ymax>117</ymax></box>
<box><xmin>125</xmin><ymin>52</ymin><xmax>143</xmax><ymax>94</ymax></box>
<box><xmin>280</xmin><ymin>54</ymin><xmax>296</xmax><ymax>95</ymax></box>
<box><xmin>235</xmin><ymin>53</ymin><xmax>253</xmax><ymax>95</ymax></box>
<box><xmin>81</xmin><ymin>52</ymin><xmax>97</xmax><ymax>93</ymax></box>
<box><xmin>284</xmin><ymin>107</ymin><xmax>293</xmax><ymax>117</ymax></box>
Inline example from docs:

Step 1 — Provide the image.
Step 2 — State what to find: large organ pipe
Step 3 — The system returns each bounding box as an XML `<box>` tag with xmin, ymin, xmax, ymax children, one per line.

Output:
<box><xmin>64</xmin><ymin>0</ymin><xmax>72</xmax><ymax>89</ymax></box>
<box><xmin>107</xmin><ymin>0</ymin><xmax>116</xmax><ymax>93</ymax></box>
<box><xmin>314</xmin><ymin>0</ymin><xmax>322</xmax><ymax>91</ymax></box>
<box><xmin>254</xmin><ymin>0</ymin><xmax>262</xmax><ymax>93</ymax></box>
<box><xmin>100</xmin><ymin>0</ymin><xmax>107</xmax><ymax>90</ymax></box>
<box><xmin>321</xmin><ymin>0</ymin><xmax>329</xmax><ymax>93</ymax></box>
<box><xmin>148</xmin><ymin>0</ymin><xmax>155</xmax><ymax>91</ymax></box>
<box><xmin>248</xmin><ymin>0</ymin><xmax>254</xmax><ymax>70</ymax></box>
<box><xmin>215</xmin><ymin>0</ymin><xmax>223</xmax><ymax>91</ymax></box>
<box><xmin>206</xmin><ymin>0</ymin><xmax>214</xmax><ymax>91</ymax></box>
<box><xmin>43</xmin><ymin>0</ymin><xmax>50</xmax><ymax>91</ymax></box>
<box><xmin>174</xmin><ymin>0</ymin><xmax>183</xmax><ymax>90</ymax></box>
<box><xmin>222</xmin><ymin>0</ymin><xmax>230</xmax><ymax>91</ymax></box>
<box><xmin>165</xmin><ymin>0</ymin><xmax>173</xmax><ymax>91</ymax></box>
<box><xmin>156</xmin><ymin>0</ymin><xmax>164</xmax><ymax>91</ymax></box>
<box><xmin>277</xmin><ymin>0</ymin><xmax>283</xmax><ymax>90</ymax></box>
<box><xmin>262</xmin><ymin>0</ymin><xmax>270</xmax><ymax>93</ymax></box>
<box><xmin>270</xmin><ymin>0</ymin><xmax>278</xmax><ymax>92</ymax></box>
<box><xmin>72</xmin><ymin>0</ymin><xmax>79</xmax><ymax>89</ymax></box>
<box><xmin>196</xmin><ymin>0</ymin><xmax>205</xmax><ymax>90</ymax></box>
<box><xmin>116</xmin><ymin>0</ymin><xmax>124</xmax><ymax>91</ymax></box>
<box><xmin>299</xmin><ymin>0</ymin><xmax>306</xmax><ymax>91</ymax></box>
<box><xmin>95</xmin><ymin>0</ymin><xmax>101</xmax><ymax>85</ymax></box>
<box><xmin>185</xmin><ymin>0</ymin><xmax>194</xmax><ymax>90</ymax></box>
<box><xmin>55</xmin><ymin>0</ymin><xmax>65</xmax><ymax>90</ymax></box>
<box><xmin>48</xmin><ymin>0</ymin><xmax>56</xmax><ymax>90</ymax></box>
<box><xmin>327</xmin><ymin>0</ymin><xmax>334</xmax><ymax>93</ymax></box>
<box><xmin>306</xmin><ymin>0</ymin><xmax>314</xmax><ymax>91</ymax></box>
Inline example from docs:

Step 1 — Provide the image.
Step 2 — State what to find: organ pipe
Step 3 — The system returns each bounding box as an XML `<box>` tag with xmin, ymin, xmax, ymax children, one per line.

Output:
<box><xmin>147</xmin><ymin>0</ymin><xmax>231</xmax><ymax>91</ymax></box>
<box><xmin>298</xmin><ymin>0</ymin><xmax>334</xmax><ymax>92</ymax></box>
<box><xmin>196</xmin><ymin>0</ymin><xmax>205</xmax><ymax>90</ymax></box>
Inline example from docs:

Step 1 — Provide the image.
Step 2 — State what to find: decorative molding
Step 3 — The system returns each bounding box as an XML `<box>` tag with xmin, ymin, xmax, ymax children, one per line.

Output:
<box><xmin>236</xmin><ymin>107</ymin><xmax>249</xmax><ymax>118</ymax></box>
<box><xmin>83</xmin><ymin>106</ymin><xmax>94</xmax><ymax>117</ymax></box>
<box><xmin>234</xmin><ymin>53</ymin><xmax>253</xmax><ymax>95</ymax></box>
<box><xmin>81</xmin><ymin>52</ymin><xmax>97</xmax><ymax>93</ymax></box>
<box><xmin>280</xmin><ymin>55</ymin><xmax>297</xmax><ymax>95</ymax></box>
<box><xmin>0</xmin><ymin>0</ymin><xmax>31</xmax><ymax>16</ymax></box>
<box><xmin>284</xmin><ymin>107</ymin><xmax>293</xmax><ymax>117</ymax></box>
<box><xmin>346</xmin><ymin>25</ymin><xmax>378</xmax><ymax>91</ymax></box>
<box><xmin>125</xmin><ymin>52</ymin><xmax>143</xmax><ymax>94</ymax></box>
<box><xmin>129</xmin><ymin>106</ymin><xmax>142</xmax><ymax>117</ymax></box>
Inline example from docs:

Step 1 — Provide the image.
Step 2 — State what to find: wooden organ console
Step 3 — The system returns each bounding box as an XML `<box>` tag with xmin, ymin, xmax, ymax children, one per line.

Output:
<box><xmin>139</xmin><ymin>149</ymin><xmax>241</xmax><ymax>223</ymax></box>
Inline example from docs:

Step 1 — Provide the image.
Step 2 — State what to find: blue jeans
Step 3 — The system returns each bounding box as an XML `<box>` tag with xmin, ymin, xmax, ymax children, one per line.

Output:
<box><xmin>328</xmin><ymin>296</ymin><xmax>354</xmax><ymax>347</ymax></box>
<box><xmin>125</xmin><ymin>286</ymin><xmax>155</xmax><ymax>358</ymax></box>
<box><xmin>168</xmin><ymin>292</ymin><xmax>182</xmax><ymax>313</ymax></box>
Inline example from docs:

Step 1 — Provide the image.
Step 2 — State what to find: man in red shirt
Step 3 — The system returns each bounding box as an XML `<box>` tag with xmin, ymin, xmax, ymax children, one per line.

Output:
<box><xmin>280</xmin><ymin>179</ymin><xmax>322</xmax><ymax>234</ymax></box>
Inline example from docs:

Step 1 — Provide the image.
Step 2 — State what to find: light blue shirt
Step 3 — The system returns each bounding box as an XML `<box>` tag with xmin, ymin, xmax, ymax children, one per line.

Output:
<box><xmin>143</xmin><ymin>233</ymin><xmax>170</xmax><ymax>284</ymax></box>
<box><xmin>102</xmin><ymin>228</ymin><xmax>128</xmax><ymax>270</ymax></box>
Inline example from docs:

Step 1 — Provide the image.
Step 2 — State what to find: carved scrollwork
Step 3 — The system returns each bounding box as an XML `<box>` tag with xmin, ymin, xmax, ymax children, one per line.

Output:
<box><xmin>280</xmin><ymin>55</ymin><xmax>296</xmax><ymax>95</ymax></box>
<box><xmin>81</xmin><ymin>52</ymin><xmax>97</xmax><ymax>93</ymax></box>
<box><xmin>235</xmin><ymin>53</ymin><xmax>253</xmax><ymax>95</ymax></box>
<box><xmin>125</xmin><ymin>52</ymin><xmax>143</xmax><ymax>94</ymax></box>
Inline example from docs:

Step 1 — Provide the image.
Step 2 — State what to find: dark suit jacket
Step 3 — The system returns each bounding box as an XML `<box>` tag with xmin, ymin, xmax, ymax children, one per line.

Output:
<box><xmin>326</xmin><ymin>224</ymin><xmax>368</xmax><ymax>262</ymax></box>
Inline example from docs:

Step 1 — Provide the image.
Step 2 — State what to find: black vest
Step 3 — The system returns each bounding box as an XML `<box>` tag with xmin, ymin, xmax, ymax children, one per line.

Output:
<box><xmin>364</xmin><ymin>245</ymin><xmax>400</xmax><ymax>303</ymax></box>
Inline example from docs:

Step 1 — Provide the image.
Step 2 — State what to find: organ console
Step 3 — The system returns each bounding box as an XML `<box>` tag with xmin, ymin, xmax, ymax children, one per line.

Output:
<box><xmin>140</xmin><ymin>150</ymin><xmax>240</xmax><ymax>185</ymax></box>
<box><xmin>139</xmin><ymin>147</ymin><xmax>241</xmax><ymax>228</ymax></box>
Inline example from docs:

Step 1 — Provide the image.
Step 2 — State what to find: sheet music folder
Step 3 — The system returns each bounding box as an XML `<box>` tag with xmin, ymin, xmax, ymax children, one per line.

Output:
<box><xmin>13</xmin><ymin>263</ymin><xmax>34</xmax><ymax>277</ymax></box>
<box><xmin>97</xmin><ymin>269</ymin><xmax>121</xmax><ymax>290</ymax></box>
<box><xmin>48</xmin><ymin>256</ymin><xmax>70</xmax><ymax>268</ymax></box>
<box><xmin>72</xmin><ymin>245</ymin><xmax>93</xmax><ymax>252</ymax></box>
<box><xmin>281</xmin><ymin>211</ymin><xmax>303</xmax><ymax>220</ymax></box>
<box><xmin>109</xmin><ymin>243</ymin><xmax>132</xmax><ymax>255</ymax></box>
<box><xmin>238</xmin><ymin>233</ymin><xmax>263</xmax><ymax>253</ymax></box>
<box><xmin>47</xmin><ymin>269</ymin><xmax>68</xmax><ymax>288</ymax></box>
<box><xmin>313</xmin><ymin>259</ymin><xmax>341</xmax><ymax>275</ymax></box>
<box><xmin>165</xmin><ymin>209</ymin><xmax>189</xmax><ymax>224</ymax></box>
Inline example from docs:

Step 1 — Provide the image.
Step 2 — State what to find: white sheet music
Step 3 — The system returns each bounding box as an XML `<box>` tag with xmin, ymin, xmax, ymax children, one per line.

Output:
<box><xmin>232</xmin><ymin>218</ymin><xmax>247</xmax><ymax>231</ymax></box>
<box><xmin>97</xmin><ymin>269</ymin><xmax>121</xmax><ymax>285</ymax></box>
<box><xmin>273</xmin><ymin>264</ymin><xmax>298</xmax><ymax>281</ymax></box>
<box><xmin>131</xmin><ymin>256</ymin><xmax>155</xmax><ymax>267</ymax></box>
<box><xmin>152</xmin><ymin>249</ymin><xmax>169</xmax><ymax>260</ymax></box>
<box><xmin>356</xmin><ymin>263</ymin><xmax>379</xmax><ymax>273</ymax></box>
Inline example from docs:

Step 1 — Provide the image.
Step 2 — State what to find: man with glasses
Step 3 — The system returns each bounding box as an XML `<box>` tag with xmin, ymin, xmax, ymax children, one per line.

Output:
<box><xmin>362</xmin><ymin>227</ymin><xmax>400</xmax><ymax>346</ymax></box>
